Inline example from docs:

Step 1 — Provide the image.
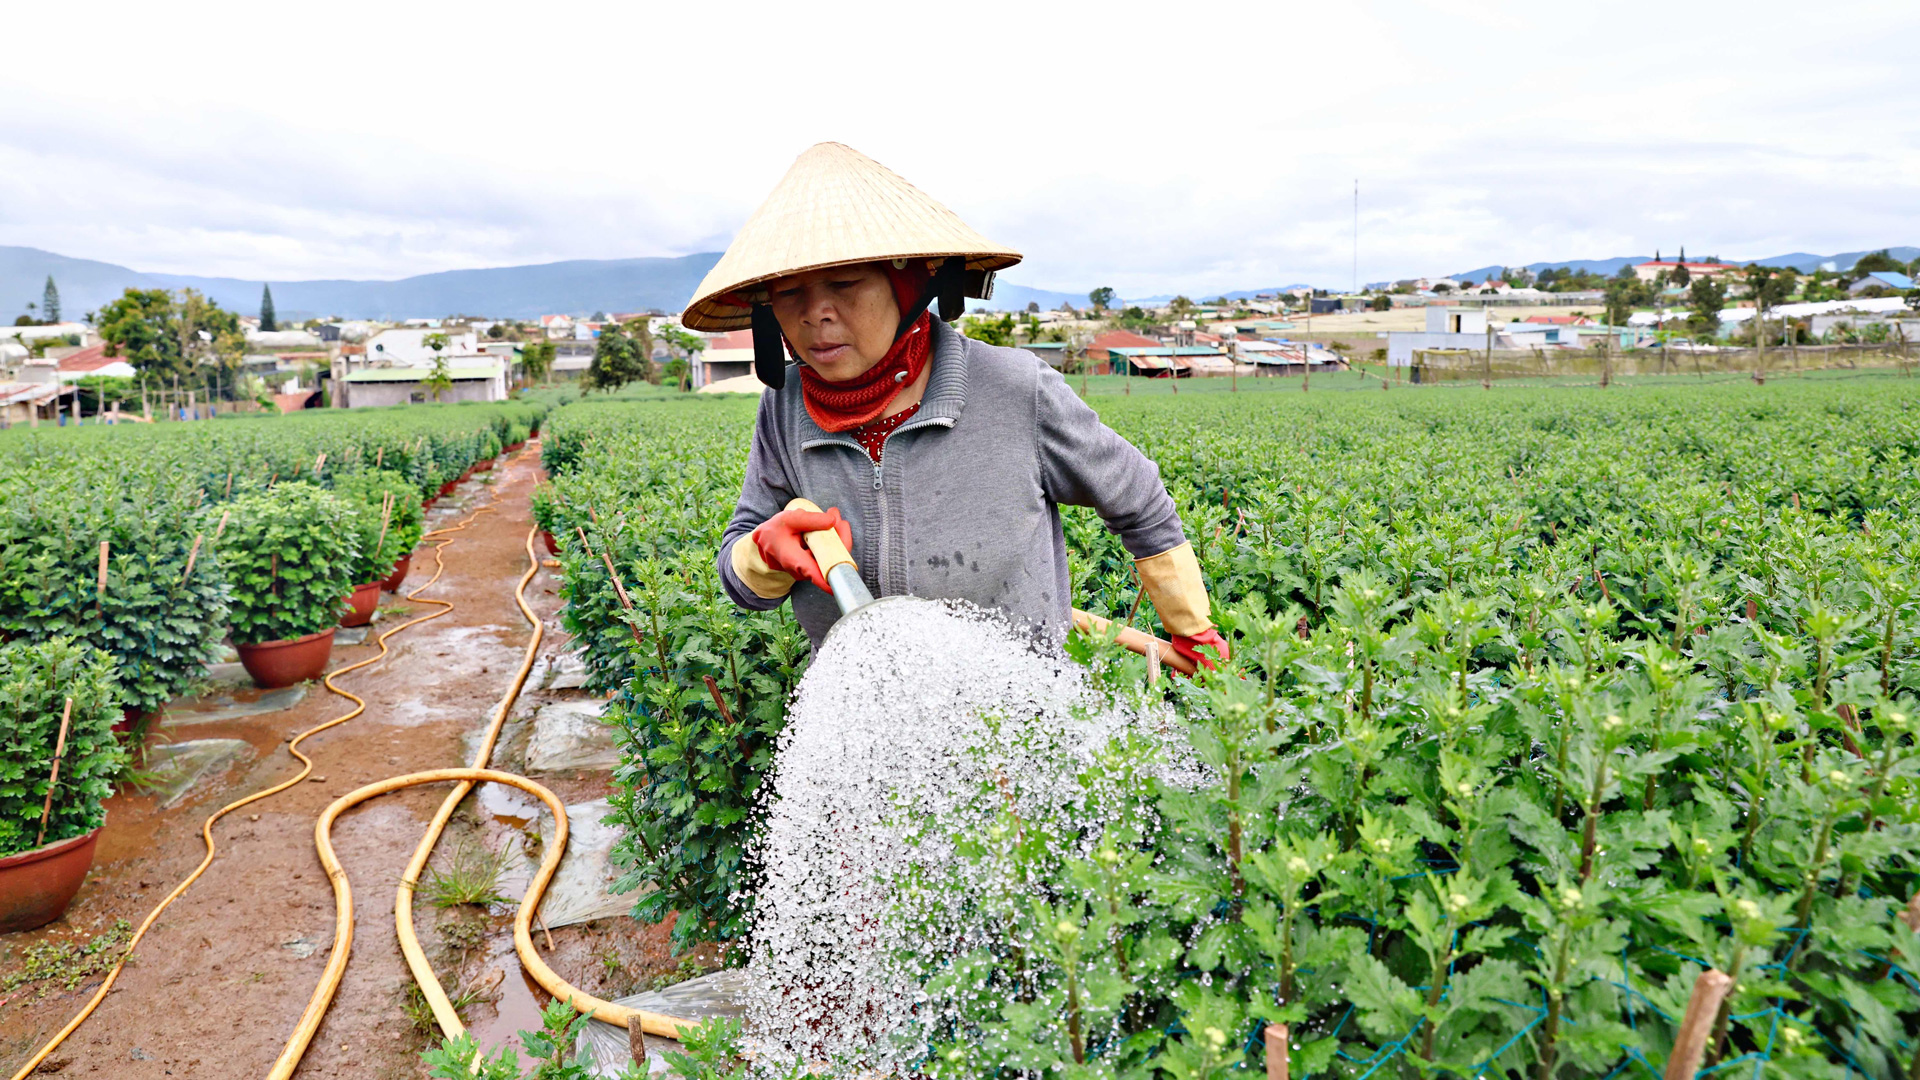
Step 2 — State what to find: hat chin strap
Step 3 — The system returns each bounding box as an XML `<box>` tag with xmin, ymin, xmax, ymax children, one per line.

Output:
<box><xmin>751</xmin><ymin>303</ymin><xmax>787</xmax><ymax>390</ymax></box>
<box><xmin>748</xmin><ymin>257</ymin><xmax>971</xmax><ymax>390</ymax></box>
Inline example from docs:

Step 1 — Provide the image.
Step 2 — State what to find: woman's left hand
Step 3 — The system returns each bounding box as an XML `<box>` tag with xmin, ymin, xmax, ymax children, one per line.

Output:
<box><xmin>1169</xmin><ymin>627</ymin><xmax>1231</xmax><ymax>672</ymax></box>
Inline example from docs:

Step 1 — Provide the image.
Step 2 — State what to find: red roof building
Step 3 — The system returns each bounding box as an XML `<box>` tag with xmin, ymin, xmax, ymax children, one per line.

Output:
<box><xmin>51</xmin><ymin>344</ymin><xmax>139</xmax><ymax>377</ymax></box>
<box><xmin>1086</xmin><ymin>330</ymin><xmax>1162</xmax><ymax>363</ymax></box>
<box><xmin>1632</xmin><ymin>261</ymin><xmax>1734</xmax><ymax>283</ymax></box>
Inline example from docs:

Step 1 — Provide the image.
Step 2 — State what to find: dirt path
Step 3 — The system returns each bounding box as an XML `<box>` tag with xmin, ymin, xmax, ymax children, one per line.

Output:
<box><xmin>0</xmin><ymin>447</ymin><xmax>705</xmax><ymax>1078</ymax></box>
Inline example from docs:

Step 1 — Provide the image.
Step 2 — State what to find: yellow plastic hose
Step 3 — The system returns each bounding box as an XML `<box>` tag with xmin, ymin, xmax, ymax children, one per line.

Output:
<box><xmin>270</xmin><ymin>522</ymin><xmax>696</xmax><ymax>1078</ymax></box>
<box><xmin>271</xmin><ymin>767</ymin><xmax>696</xmax><ymax>1078</ymax></box>
<box><xmin>7</xmin><ymin>503</ymin><xmax>496</xmax><ymax>1080</ymax></box>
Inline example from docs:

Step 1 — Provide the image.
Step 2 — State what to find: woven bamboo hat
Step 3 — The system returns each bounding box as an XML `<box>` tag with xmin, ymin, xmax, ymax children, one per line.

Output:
<box><xmin>681</xmin><ymin>142</ymin><xmax>1022</xmax><ymax>332</ymax></box>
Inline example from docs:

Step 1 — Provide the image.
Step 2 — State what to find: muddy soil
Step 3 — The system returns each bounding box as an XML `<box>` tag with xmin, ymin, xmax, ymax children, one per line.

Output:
<box><xmin>0</xmin><ymin>447</ymin><xmax>713</xmax><ymax>1078</ymax></box>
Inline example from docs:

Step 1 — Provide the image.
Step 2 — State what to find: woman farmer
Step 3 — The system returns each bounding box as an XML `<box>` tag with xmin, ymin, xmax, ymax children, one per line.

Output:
<box><xmin>685</xmin><ymin>142</ymin><xmax>1229</xmax><ymax>669</ymax></box>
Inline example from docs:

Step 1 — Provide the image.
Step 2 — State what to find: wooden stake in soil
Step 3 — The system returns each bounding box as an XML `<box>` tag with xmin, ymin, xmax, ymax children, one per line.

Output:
<box><xmin>374</xmin><ymin>493</ymin><xmax>393</xmax><ymax>564</ymax></box>
<box><xmin>96</xmin><ymin>541</ymin><xmax>109</xmax><ymax>612</ymax></box>
<box><xmin>180</xmin><ymin>533</ymin><xmax>204</xmax><ymax>585</ymax></box>
<box><xmin>35</xmin><ymin>699</ymin><xmax>74</xmax><ymax>848</ymax></box>
<box><xmin>214</xmin><ymin>508</ymin><xmax>231</xmax><ymax>539</ymax></box>
<box><xmin>312</xmin><ymin>451</ymin><xmax>326</xmax><ymax>477</ymax></box>
<box><xmin>703</xmin><ymin>675</ymin><xmax>737</xmax><ymax>725</ymax></box>
<box><xmin>1663</xmin><ymin>969</ymin><xmax>1734</xmax><ymax>1080</ymax></box>
<box><xmin>628</xmin><ymin>1020</ymin><xmax>648</xmax><ymax>1067</ymax></box>
<box><xmin>1264</xmin><ymin>1023</ymin><xmax>1289</xmax><ymax>1080</ymax></box>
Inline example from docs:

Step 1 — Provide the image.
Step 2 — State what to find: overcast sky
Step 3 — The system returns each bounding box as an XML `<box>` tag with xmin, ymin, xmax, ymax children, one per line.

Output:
<box><xmin>3</xmin><ymin>0</ymin><xmax>1916</xmax><ymax>295</ymax></box>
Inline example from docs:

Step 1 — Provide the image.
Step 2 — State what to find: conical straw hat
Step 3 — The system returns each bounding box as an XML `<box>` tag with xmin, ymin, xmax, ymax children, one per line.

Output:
<box><xmin>682</xmin><ymin>143</ymin><xmax>1022</xmax><ymax>331</ymax></box>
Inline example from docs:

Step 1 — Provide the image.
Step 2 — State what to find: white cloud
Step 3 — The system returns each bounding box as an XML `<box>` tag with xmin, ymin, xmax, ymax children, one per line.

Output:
<box><xmin>2</xmin><ymin>0</ymin><xmax>1916</xmax><ymax>292</ymax></box>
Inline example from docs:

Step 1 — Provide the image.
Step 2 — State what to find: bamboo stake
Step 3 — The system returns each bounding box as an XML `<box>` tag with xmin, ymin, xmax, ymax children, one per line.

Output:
<box><xmin>1663</xmin><ymin>969</ymin><xmax>1734</xmax><ymax>1080</ymax></box>
<box><xmin>95</xmin><ymin>541</ymin><xmax>109</xmax><ymax>614</ymax></box>
<box><xmin>180</xmin><ymin>533</ymin><xmax>204</xmax><ymax>585</ymax></box>
<box><xmin>35</xmin><ymin>699</ymin><xmax>74</xmax><ymax>848</ymax></box>
<box><xmin>703</xmin><ymin>675</ymin><xmax>736</xmax><ymax>725</ymax></box>
<box><xmin>313</xmin><ymin>451</ymin><xmax>326</xmax><ymax>477</ymax></box>
<box><xmin>374</xmin><ymin>493</ymin><xmax>393</xmax><ymax>564</ymax></box>
<box><xmin>1264</xmin><ymin>1023</ymin><xmax>1289</xmax><ymax>1080</ymax></box>
<box><xmin>214</xmin><ymin>508</ymin><xmax>231</xmax><ymax>539</ymax></box>
<box><xmin>628</xmin><ymin>1020</ymin><xmax>647</xmax><ymax>1067</ymax></box>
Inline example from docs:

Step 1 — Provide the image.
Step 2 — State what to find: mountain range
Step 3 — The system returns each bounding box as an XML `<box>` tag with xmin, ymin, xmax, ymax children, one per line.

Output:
<box><xmin>0</xmin><ymin>246</ymin><xmax>726</xmax><ymax>323</ymax></box>
<box><xmin>5</xmin><ymin>244</ymin><xmax>1914</xmax><ymax>324</ymax></box>
<box><xmin>1445</xmin><ymin>248</ymin><xmax>1919</xmax><ymax>286</ymax></box>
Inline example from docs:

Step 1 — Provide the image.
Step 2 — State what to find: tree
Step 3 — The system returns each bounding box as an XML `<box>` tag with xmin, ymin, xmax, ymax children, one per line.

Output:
<box><xmin>960</xmin><ymin>313</ymin><xmax>1015</xmax><ymax>347</ymax></box>
<box><xmin>421</xmin><ymin>355</ymin><xmax>454</xmax><ymax>402</ymax></box>
<box><xmin>41</xmin><ymin>276</ymin><xmax>60</xmax><ymax>324</ymax></box>
<box><xmin>1905</xmin><ymin>287</ymin><xmax>1920</xmax><ymax>313</ymax></box>
<box><xmin>655</xmin><ymin>325</ymin><xmax>705</xmax><ymax>391</ymax></box>
<box><xmin>1669</xmin><ymin>263</ymin><xmax>1691</xmax><ymax>288</ymax></box>
<box><xmin>584</xmin><ymin>322</ymin><xmax>647</xmax><ymax>391</ymax></box>
<box><xmin>421</xmin><ymin>331</ymin><xmax>450</xmax><ymax>356</ymax></box>
<box><xmin>96</xmin><ymin>289</ymin><xmax>184</xmax><ymax>376</ymax></box>
<box><xmin>1025</xmin><ymin>301</ymin><xmax>1040</xmax><ymax>313</ymax></box>
<box><xmin>1167</xmin><ymin>296</ymin><xmax>1195</xmax><ymax>319</ymax></box>
<box><xmin>521</xmin><ymin>340</ymin><xmax>556</xmax><ymax>385</ymax></box>
<box><xmin>1686</xmin><ymin>277</ymin><xmax>1727</xmax><ymax>340</ymax></box>
<box><xmin>259</xmin><ymin>285</ymin><xmax>277</xmax><ymax>332</ymax></box>
<box><xmin>1602</xmin><ymin>264</ymin><xmax>1655</xmax><ymax>326</ymax></box>
<box><xmin>1088</xmin><ymin>287</ymin><xmax>1115</xmax><ymax>313</ymax></box>
<box><xmin>1742</xmin><ymin>264</ymin><xmax>1792</xmax><ymax>342</ymax></box>
<box><xmin>1370</xmin><ymin>293</ymin><xmax>1391</xmax><ymax>312</ymax></box>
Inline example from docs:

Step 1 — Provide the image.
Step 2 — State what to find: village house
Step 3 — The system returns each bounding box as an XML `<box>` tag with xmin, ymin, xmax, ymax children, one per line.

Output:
<box><xmin>1632</xmin><ymin>260</ymin><xmax>1734</xmax><ymax>283</ymax></box>
<box><xmin>1084</xmin><ymin>330</ymin><xmax>1162</xmax><ymax>373</ymax></box>
<box><xmin>1850</xmin><ymin>271</ymin><xmax>1915</xmax><ymax>295</ymax></box>
<box><xmin>694</xmin><ymin>328</ymin><xmax>756</xmax><ymax>388</ymax></box>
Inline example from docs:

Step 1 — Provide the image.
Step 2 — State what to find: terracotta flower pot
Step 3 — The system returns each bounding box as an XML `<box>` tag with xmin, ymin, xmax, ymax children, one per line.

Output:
<box><xmin>339</xmin><ymin>581</ymin><xmax>381</xmax><ymax>627</ymax></box>
<box><xmin>234</xmin><ymin>629</ymin><xmax>335</xmax><ymax>689</ymax></box>
<box><xmin>475</xmin><ymin>459</ymin><xmax>494</xmax><ymax>473</ymax></box>
<box><xmin>0</xmin><ymin>827</ymin><xmax>102</xmax><ymax>933</ymax></box>
<box><xmin>438</xmin><ymin>480</ymin><xmax>458</xmax><ymax>497</ymax></box>
<box><xmin>114</xmin><ymin>706</ymin><xmax>152</xmax><ymax>736</ymax></box>
<box><xmin>505</xmin><ymin>441</ymin><xmax>525</xmax><ymax>453</ymax></box>
<box><xmin>541</xmin><ymin>530</ymin><xmax>559</xmax><ymax>556</ymax></box>
<box><xmin>382</xmin><ymin>553</ymin><xmax>413</xmax><ymax>592</ymax></box>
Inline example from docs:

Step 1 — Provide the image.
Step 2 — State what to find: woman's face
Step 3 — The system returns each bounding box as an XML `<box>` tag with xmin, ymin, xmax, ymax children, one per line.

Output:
<box><xmin>765</xmin><ymin>263</ymin><xmax>901</xmax><ymax>382</ymax></box>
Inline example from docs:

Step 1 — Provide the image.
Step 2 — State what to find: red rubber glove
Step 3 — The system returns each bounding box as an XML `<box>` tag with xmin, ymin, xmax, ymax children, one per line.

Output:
<box><xmin>1169</xmin><ymin>626</ymin><xmax>1231</xmax><ymax>672</ymax></box>
<box><xmin>751</xmin><ymin>506</ymin><xmax>854</xmax><ymax>593</ymax></box>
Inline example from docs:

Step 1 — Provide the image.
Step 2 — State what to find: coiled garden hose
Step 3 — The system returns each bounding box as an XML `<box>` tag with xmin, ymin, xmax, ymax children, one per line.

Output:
<box><xmin>8</xmin><ymin>504</ymin><xmax>497</xmax><ymax>1080</ymax></box>
<box><xmin>269</xmin><ymin>524</ymin><xmax>695</xmax><ymax>1078</ymax></box>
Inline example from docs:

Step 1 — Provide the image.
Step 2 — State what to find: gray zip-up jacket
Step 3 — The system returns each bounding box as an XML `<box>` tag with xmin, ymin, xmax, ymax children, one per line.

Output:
<box><xmin>718</xmin><ymin>317</ymin><xmax>1188</xmax><ymax>650</ymax></box>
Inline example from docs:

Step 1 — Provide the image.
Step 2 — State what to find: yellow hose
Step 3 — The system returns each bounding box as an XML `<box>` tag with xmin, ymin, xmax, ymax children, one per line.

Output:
<box><xmin>270</xmin><ymin>524</ymin><xmax>697</xmax><ymax>1077</ymax></box>
<box><xmin>7</xmin><ymin>504</ymin><xmax>495</xmax><ymax>1080</ymax></box>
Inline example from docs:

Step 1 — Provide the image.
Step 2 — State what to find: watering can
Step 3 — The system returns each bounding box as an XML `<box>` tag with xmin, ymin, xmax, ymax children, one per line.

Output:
<box><xmin>787</xmin><ymin>498</ymin><xmax>1198</xmax><ymax>676</ymax></box>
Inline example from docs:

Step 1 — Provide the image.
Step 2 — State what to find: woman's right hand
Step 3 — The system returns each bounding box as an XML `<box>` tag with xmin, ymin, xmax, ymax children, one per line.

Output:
<box><xmin>752</xmin><ymin>505</ymin><xmax>854</xmax><ymax>592</ymax></box>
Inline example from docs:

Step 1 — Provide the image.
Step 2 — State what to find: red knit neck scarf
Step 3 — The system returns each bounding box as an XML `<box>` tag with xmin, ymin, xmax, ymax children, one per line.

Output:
<box><xmin>798</xmin><ymin>311</ymin><xmax>931</xmax><ymax>432</ymax></box>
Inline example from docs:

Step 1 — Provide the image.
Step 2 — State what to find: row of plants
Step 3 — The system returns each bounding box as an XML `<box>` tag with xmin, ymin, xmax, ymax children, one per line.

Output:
<box><xmin>0</xmin><ymin>400</ymin><xmax>535</xmax><ymax>727</ymax></box>
<box><xmin>528</xmin><ymin>375</ymin><xmax>1920</xmax><ymax>1077</ymax></box>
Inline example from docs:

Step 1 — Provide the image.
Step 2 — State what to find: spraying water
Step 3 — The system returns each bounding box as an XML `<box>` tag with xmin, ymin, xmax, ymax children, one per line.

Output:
<box><xmin>742</xmin><ymin>599</ymin><xmax>1181</xmax><ymax>1074</ymax></box>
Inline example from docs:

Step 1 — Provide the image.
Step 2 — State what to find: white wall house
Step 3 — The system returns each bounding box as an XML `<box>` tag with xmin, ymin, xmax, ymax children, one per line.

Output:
<box><xmin>363</xmin><ymin>328</ymin><xmax>481</xmax><ymax>365</ymax></box>
<box><xmin>338</xmin><ymin>359</ymin><xmax>508</xmax><ymax>407</ymax></box>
